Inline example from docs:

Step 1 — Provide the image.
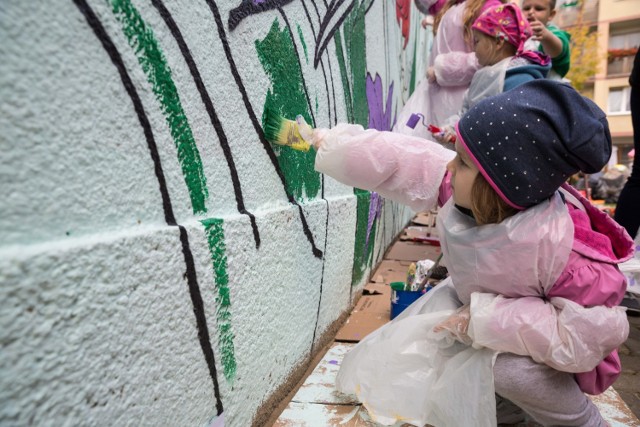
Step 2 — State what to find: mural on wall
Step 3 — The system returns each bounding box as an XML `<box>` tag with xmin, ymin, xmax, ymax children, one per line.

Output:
<box><xmin>66</xmin><ymin>0</ymin><xmax>422</xmax><ymax>422</ymax></box>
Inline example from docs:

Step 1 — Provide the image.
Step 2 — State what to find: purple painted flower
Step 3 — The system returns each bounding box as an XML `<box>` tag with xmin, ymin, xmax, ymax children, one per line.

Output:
<box><xmin>364</xmin><ymin>191</ymin><xmax>384</xmax><ymax>253</ymax></box>
<box><xmin>366</xmin><ymin>72</ymin><xmax>394</xmax><ymax>132</ymax></box>
<box><xmin>363</xmin><ymin>73</ymin><xmax>394</xmax><ymax>252</ymax></box>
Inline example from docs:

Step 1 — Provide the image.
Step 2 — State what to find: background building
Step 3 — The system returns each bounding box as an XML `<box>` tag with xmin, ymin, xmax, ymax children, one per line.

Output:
<box><xmin>556</xmin><ymin>0</ymin><xmax>639</xmax><ymax>166</ymax></box>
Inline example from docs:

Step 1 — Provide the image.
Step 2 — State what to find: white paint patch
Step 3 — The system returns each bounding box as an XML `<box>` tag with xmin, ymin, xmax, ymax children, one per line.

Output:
<box><xmin>291</xmin><ymin>343</ymin><xmax>358</xmax><ymax>405</ymax></box>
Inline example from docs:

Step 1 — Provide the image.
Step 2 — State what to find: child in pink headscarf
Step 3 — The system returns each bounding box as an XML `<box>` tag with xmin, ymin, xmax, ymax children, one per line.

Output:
<box><xmin>434</xmin><ymin>3</ymin><xmax>550</xmax><ymax>145</ymax></box>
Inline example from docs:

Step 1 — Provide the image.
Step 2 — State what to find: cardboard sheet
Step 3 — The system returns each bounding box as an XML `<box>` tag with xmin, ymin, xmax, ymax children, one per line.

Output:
<box><xmin>370</xmin><ymin>260</ymin><xmax>412</xmax><ymax>285</ymax></box>
<box><xmin>399</xmin><ymin>226</ymin><xmax>441</xmax><ymax>245</ymax></box>
<box><xmin>384</xmin><ymin>241</ymin><xmax>441</xmax><ymax>262</ymax></box>
<box><xmin>411</xmin><ymin>212</ymin><xmax>434</xmax><ymax>226</ymax></box>
<box><xmin>335</xmin><ymin>281</ymin><xmax>393</xmax><ymax>342</ymax></box>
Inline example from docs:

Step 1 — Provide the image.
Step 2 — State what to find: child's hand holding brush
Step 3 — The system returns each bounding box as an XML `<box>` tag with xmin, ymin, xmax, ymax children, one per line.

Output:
<box><xmin>264</xmin><ymin>108</ymin><xmax>329</xmax><ymax>152</ymax></box>
<box><xmin>263</xmin><ymin>109</ymin><xmax>360</xmax><ymax>152</ymax></box>
<box><xmin>295</xmin><ymin>115</ymin><xmax>327</xmax><ymax>150</ymax></box>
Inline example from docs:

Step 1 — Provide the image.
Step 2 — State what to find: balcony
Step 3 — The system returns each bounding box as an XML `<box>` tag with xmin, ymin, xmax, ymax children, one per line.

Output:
<box><xmin>607</xmin><ymin>48</ymin><xmax>638</xmax><ymax>76</ymax></box>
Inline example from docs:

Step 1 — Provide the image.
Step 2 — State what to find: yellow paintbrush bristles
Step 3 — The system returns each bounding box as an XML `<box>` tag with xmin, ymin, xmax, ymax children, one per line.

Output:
<box><xmin>263</xmin><ymin>109</ymin><xmax>312</xmax><ymax>152</ymax></box>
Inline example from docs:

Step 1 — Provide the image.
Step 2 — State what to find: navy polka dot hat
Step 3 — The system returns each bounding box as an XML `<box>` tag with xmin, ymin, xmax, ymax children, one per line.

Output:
<box><xmin>455</xmin><ymin>80</ymin><xmax>612</xmax><ymax>209</ymax></box>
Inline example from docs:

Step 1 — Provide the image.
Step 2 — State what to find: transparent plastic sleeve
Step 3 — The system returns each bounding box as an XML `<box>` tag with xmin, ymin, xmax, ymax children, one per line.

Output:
<box><xmin>469</xmin><ymin>293</ymin><xmax>629</xmax><ymax>373</ymax></box>
<box><xmin>433</xmin><ymin>51</ymin><xmax>479</xmax><ymax>87</ymax></box>
<box><xmin>314</xmin><ymin>124</ymin><xmax>456</xmax><ymax>212</ymax></box>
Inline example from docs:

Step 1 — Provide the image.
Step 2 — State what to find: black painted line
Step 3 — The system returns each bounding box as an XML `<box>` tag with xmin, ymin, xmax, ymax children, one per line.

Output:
<box><xmin>300</xmin><ymin>0</ymin><xmax>337</xmax><ymax>127</ymax></box>
<box><xmin>313</xmin><ymin>0</ymin><xmax>355</xmax><ymax>68</ymax></box>
<box><xmin>206</xmin><ymin>0</ymin><xmax>323</xmax><ymax>259</ymax></box>
<box><xmin>228</xmin><ymin>0</ymin><xmax>295</xmax><ymax>31</ymax></box>
<box><xmin>297</xmin><ymin>1</ymin><xmax>332</xmax><ymax>349</ymax></box>
<box><xmin>72</xmin><ymin>0</ymin><xmax>223</xmax><ymax>415</ymax></box>
<box><xmin>365</xmin><ymin>0</ymin><xmax>376</xmax><ymax>15</ymax></box>
<box><xmin>326</xmin><ymin>53</ymin><xmax>338</xmax><ymax>125</ymax></box>
<box><xmin>74</xmin><ymin>0</ymin><xmax>176</xmax><ymax>226</ymax></box>
<box><xmin>151</xmin><ymin>0</ymin><xmax>261</xmax><ymax>249</ymax></box>
<box><xmin>177</xmin><ymin>225</ymin><xmax>224</xmax><ymax>418</ymax></box>
<box><xmin>310</xmin><ymin>199</ymin><xmax>330</xmax><ymax>356</ymax></box>
<box><xmin>309</xmin><ymin>0</ymin><xmax>322</xmax><ymax>22</ymax></box>
<box><xmin>300</xmin><ymin>0</ymin><xmax>318</xmax><ymax>41</ymax></box>
<box><xmin>314</xmin><ymin>0</ymin><xmax>344</xmax><ymax>60</ymax></box>
<box><xmin>313</xmin><ymin>0</ymin><xmax>346</xmax><ymax>68</ymax></box>
<box><xmin>334</xmin><ymin>25</ymin><xmax>354</xmax><ymax>122</ymax></box>
<box><xmin>318</xmin><ymin>56</ymin><xmax>333</xmax><ymax>125</ymax></box>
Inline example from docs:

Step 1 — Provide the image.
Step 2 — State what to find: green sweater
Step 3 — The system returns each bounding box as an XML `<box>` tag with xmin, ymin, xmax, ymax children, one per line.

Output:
<box><xmin>539</xmin><ymin>23</ymin><xmax>571</xmax><ymax>78</ymax></box>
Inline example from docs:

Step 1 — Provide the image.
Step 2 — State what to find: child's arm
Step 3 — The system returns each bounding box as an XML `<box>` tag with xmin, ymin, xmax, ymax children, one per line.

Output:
<box><xmin>525</xmin><ymin>21</ymin><xmax>572</xmax><ymax>78</ymax></box>
<box><xmin>312</xmin><ymin>124</ymin><xmax>456</xmax><ymax>212</ymax></box>
<box><xmin>530</xmin><ymin>20</ymin><xmax>565</xmax><ymax>62</ymax></box>
<box><xmin>467</xmin><ymin>293</ymin><xmax>629</xmax><ymax>373</ymax></box>
<box><xmin>431</xmin><ymin>52</ymin><xmax>480</xmax><ymax>87</ymax></box>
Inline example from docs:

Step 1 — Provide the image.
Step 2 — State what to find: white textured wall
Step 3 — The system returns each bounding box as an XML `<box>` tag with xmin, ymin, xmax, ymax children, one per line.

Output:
<box><xmin>0</xmin><ymin>0</ymin><xmax>430</xmax><ymax>425</ymax></box>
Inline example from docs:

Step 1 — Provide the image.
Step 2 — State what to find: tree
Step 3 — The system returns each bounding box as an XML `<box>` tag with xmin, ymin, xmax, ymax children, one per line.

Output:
<box><xmin>565</xmin><ymin>6</ymin><xmax>602</xmax><ymax>92</ymax></box>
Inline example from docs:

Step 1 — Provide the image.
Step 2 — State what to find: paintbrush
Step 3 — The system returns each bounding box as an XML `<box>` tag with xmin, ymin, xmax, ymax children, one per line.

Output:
<box><xmin>263</xmin><ymin>108</ymin><xmax>313</xmax><ymax>152</ymax></box>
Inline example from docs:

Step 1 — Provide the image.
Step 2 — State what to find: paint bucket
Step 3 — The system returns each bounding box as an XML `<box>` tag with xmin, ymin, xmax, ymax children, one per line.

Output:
<box><xmin>390</xmin><ymin>282</ymin><xmax>424</xmax><ymax>320</ymax></box>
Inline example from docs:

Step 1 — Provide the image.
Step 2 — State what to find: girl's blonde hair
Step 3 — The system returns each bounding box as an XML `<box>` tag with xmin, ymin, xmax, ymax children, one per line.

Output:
<box><xmin>434</xmin><ymin>0</ymin><xmax>506</xmax><ymax>48</ymax></box>
<box><xmin>470</xmin><ymin>174</ymin><xmax>518</xmax><ymax>225</ymax></box>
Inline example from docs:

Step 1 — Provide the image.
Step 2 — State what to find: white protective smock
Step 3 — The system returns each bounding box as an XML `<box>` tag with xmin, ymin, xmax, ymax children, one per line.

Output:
<box><xmin>335</xmin><ymin>279</ymin><xmax>498</xmax><ymax>427</ymax></box>
<box><xmin>443</xmin><ymin>56</ymin><xmax>511</xmax><ymax>126</ymax></box>
<box><xmin>317</xmin><ymin>125</ymin><xmax>629</xmax><ymax>426</ymax></box>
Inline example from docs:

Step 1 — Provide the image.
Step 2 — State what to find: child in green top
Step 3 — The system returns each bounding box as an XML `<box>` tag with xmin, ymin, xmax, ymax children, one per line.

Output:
<box><xmin>522</xmin><ymin>0</ymin><xmax>571</xmax><ymax>79</ymax></box>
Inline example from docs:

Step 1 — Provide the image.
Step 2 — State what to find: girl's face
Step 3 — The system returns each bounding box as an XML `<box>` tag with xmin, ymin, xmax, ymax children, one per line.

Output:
<box><xmin>446</xmin><ymin>140</ymin><xmax>479</xmax><ymax>209</ymax></box>
<box><xmin>472</xmin><ymin>30</ymin><xmax>498</xmax><ymax>67</ymax></box>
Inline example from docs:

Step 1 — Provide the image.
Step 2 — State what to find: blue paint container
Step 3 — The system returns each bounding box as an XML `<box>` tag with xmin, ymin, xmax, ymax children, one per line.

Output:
<box><xmin>390</xmin><ymin>282</ymin><xmax>425</xmax><ymax>320</ymax></box>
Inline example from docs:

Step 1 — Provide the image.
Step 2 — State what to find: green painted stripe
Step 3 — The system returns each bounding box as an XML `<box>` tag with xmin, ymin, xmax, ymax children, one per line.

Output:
<box><xmin>201</xmin><ymin>218</ymin><xmax>237</xmax><ymax>383</ymax></box>
<box><xmin>256</xmin><ymin>20</ymin><xmax>320</xmax><ymax>201</ymax></box>
<box><xmin>344</xmin><ymin>2</ymin><xmax>368</xmax><ymax>127</ymax></box>
<box><xmin>351</xmin><ymin>189</ymin><xmax>375</xmax><ymax>286</ymax></box>
<box><xmin>110</xmin><ymin>0</ymin><xmax>208</xmax><ymax>214</ymax></box>
<box><xmin>296</xmin><ymin>24</ymin><xmax>308</xmax><ymax>64</ymax></box>
<box><xmin>333</xmin><ymin>31</ymin><xmax>354</xmax><ymax>123</ymax></box>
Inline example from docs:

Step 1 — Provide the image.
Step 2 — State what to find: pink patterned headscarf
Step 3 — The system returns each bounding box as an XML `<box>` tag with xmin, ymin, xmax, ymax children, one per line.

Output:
<box><xmin>472</xmin><ymin>3</ymin><xmax>550</xmax><ymax>65</ymax></box>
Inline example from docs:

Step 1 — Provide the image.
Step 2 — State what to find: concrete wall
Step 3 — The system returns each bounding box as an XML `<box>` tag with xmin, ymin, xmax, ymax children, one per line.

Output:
<box><xmin>0</xmin><ymin>1</ymin><xmax>431</xmax><ymax>425</ymax></box>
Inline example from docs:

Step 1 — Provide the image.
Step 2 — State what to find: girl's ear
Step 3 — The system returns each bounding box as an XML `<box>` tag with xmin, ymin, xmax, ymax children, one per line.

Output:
<box><xmin>495</xmin><ymin>37</ymin><xmax>516</xmax><ymax>56</ymax></box>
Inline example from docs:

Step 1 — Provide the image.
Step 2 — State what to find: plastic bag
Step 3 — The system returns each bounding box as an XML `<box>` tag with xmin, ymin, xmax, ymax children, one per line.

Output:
<box><xmin>335</xmin><ymin>280</ymin><xmax>498</xmax><ymax>427</ymax></box>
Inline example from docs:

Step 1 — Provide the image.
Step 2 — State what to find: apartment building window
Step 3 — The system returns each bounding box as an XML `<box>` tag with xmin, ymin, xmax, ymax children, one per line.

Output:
<box><xmin>608</xmin><ymin>87</ymin><xmax>631</xmax><ymax>114</ymax></box>
<box><xmin>607</xmin><ymin>30</ymin><xmax>640</xmax><ymax>76</ymax></box>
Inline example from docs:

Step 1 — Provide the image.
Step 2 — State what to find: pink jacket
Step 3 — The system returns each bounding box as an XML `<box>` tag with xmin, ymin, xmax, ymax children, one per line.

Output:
<box><xmin>547</xmin><ymin>184</ymin><xmax>634</xmax><ymax>394</ymax></box>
